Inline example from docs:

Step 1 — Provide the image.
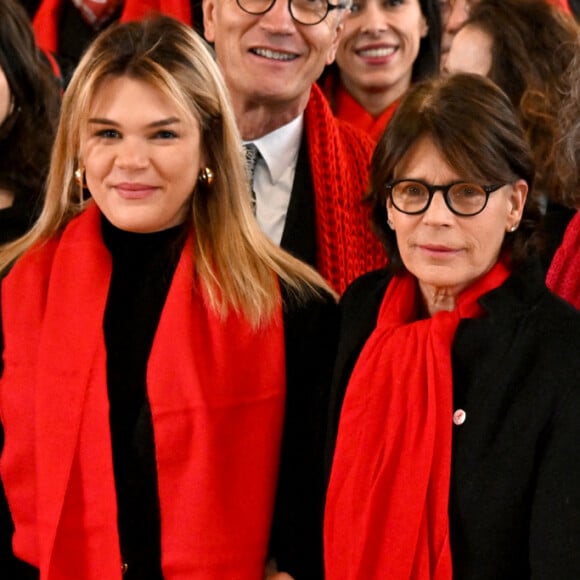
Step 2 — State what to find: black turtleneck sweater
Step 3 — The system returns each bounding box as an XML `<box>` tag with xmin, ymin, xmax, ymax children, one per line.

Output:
<box><xmin>101</xmin><ymin>217</ymin><xmax>186</xmax><ymax>579</ymax></box>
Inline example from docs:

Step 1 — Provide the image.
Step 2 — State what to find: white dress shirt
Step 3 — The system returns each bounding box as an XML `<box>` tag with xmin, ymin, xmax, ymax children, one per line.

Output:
<box><xmin>243</xmin><ymin>115</ymin><xmax>303</xmax><ymax>246</ymax></box>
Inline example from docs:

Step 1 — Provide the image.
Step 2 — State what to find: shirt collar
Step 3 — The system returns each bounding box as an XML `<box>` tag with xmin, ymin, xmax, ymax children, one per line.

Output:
<box><xmin>244</xmin><ymin>115</ymin><xmax>303</xmax><ymax>183</ymax></box>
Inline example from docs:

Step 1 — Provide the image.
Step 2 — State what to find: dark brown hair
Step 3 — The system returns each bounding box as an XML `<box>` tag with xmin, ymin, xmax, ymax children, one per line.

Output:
<box><xmin>554</xmin><ymin>45</ymin><xmax>580</xmax><ymax>207</ymax></box>
<box><xmin>369</xmin><ymin>73</ymin><xmax>541</xmax><ymax>273</ymax></box>
<box><xmin>0</xmin><ymin>0</ymin><xmax>61</xmax><ymax>218</ymax></box>
<box><xmin>463</xmin><ymin>0</ymin><xmax>580</xmax><ymax>205</ymax></box>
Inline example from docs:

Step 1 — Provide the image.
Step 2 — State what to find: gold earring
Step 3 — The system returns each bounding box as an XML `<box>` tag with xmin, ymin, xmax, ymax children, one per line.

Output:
<box><xmin>198</xmin><ymin>167</ymin><xmax>214</xmax><ymax>186</ymax></box>
<box><xmin>74</xmin><ymin>167</ymin><xmax>86</xmax><ymax>188</ymax></box>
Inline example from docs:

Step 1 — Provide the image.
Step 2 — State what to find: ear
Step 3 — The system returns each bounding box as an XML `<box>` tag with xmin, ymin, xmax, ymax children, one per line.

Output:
<box><xmin>506</xmin><ymin>179</ymin><xmax>527</xmax><ymax>231</ymax></box>
<box><xmin>420</xmin><ymin>14</ymin><xmax>429</xmax><ymax>38</ymax></box>
<box><xmin>325</xmin><ymin>20</ymin><xmax>345</xmax><ymax>65</ymax></box>
<box><xmin>386</xmin><ymin>198</ymin><xmax>395</xmax><ymax>230</ymax></box>
<box><xmin>202</xmin><ymin>0</ymin><xmax>216</xmax><ymax>43</ymax></box>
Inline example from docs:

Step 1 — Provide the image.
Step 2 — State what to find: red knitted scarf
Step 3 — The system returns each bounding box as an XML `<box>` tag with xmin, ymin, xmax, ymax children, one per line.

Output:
<box><xmin>324</xmin><ymin>262</ymin><xmax>510</xmax><ymax>579</ymax></box>
<box><xmin>330</xmin><ymin>80</ymin><xmax>399</xmax><ymax>143</ymax></box>
<box><xmin>547</xmin><ymin>209</ymin><xmax>580</xmax><ymax>309</ymax></box>
<box><xmin>305</xmin><ymin>84</ymin><xmax>386</xmax><ymax>294</ymax></box>
<box><xmin>32</xmin><ymin>0</ymin><xmax>192</xmax><ymax>53</ymax></box>
<box><xmin>0</xmin><ymin>204</ymin><xmax>286</xmax><ymax>579</ymax></box>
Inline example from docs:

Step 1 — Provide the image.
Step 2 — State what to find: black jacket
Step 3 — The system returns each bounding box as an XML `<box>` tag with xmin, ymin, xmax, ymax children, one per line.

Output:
<box><xmin>328</xmin><ymin>260</ymin><xmax>580</xmax><ymax>579</ymax></box>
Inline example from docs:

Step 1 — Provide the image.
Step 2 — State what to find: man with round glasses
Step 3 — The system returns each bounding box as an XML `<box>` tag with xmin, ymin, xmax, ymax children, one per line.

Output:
<box><xmin>203</xmin><ymin>0</ymin><xmax>386</xmax><ymax>296</ymax></box>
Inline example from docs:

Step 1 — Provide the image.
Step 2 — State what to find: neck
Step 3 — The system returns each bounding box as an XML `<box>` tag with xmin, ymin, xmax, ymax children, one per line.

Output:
<box><xmin>339</xmin><ymin>74</ymin><xmax>409</xmax><ymax>118</ymax></box>
<box><xmin>418</xmin><ymin>282</ymin><xmax>460</xmax><ymax>316</ymax></box>
<box><xmin>231</xmin><ymin>90</ymin><xmax>310</xmax><ymax>141</ymax></box>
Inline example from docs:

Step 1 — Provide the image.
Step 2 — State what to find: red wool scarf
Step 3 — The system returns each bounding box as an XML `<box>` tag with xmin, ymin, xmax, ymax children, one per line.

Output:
<box><xmin>324</xmin><ymin>262</ymin><xmax>510</xmax><ymax>579</ymax></box>
<box><xmin>546</xmin><ymin>209</ymin><xmax>580</xmax><ymax>309</ymax></box>
<box><xmin>0</xmin><ymin>203</ymin><xmax>286</xmax><ymax>579</ymax></box>
<box><xmin>32</xmin><ymin>0</ymin><xmax>192</xmax><ymax>53</ymax></box>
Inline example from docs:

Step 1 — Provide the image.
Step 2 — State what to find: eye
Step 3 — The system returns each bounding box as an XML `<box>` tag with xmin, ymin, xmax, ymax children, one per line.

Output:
<box><xmin>453</xmin><ymin>183</ymin><xmax>485</xmax><ymax>198</ymax></box>
<box><xmin>349</xmin><ymin>0</ymin><xmax>363</xmax><ymax>13</ymax></box>
<box><xmin>152</xmin><ymin>129</ymin><xmax>178</xmax><ymax>139</ymax></box>
<box><xmin>95</xmin><ymin>128</ymin><xmax>121</xmax><ymax>139</ymax></box>
<box><xmin>404</xmin><ymin>183</ymin><xmax>426</xmax><ymax>197</ymax></box>
<box><xmin>385</xmin><ymin>0</ymin><xmax>403</xmax><ymax>7</ymax></box>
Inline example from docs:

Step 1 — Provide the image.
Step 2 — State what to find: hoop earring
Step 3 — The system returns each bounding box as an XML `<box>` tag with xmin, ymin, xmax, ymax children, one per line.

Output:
<box><xmin>198</xmin><ymin>167</ymin><xmax>214</xmax><ymax>186</ymax></box>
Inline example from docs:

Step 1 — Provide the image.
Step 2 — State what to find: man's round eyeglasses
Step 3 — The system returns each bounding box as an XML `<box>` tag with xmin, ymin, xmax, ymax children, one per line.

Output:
<box><xmin>385</xmin><ymin>179</ymin><xmax>506</xmax><ymax>217</ymax></box>
<box><xmin>236</xmin><ymin>0</ymin><xmax>349</xmax><ymax>26</ymax></box>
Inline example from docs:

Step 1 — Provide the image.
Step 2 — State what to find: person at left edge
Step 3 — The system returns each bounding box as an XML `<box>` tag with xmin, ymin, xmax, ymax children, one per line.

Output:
<box><xmin>0</xmin><ymin>15</ymin><xmax>338</xmax><ymax>580</ymax></box>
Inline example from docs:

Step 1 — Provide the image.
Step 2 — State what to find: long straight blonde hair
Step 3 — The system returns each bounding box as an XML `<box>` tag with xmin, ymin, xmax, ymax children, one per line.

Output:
<box><xmin>0</xmin><ymin>16</ymin><xmax>335</xmax><ymax>326</ymax></box>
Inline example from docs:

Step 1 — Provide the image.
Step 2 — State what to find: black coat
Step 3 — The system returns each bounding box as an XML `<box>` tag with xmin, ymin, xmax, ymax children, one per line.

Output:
<box><xmin>328</xmin><ymin>261</ymin><xmax>580</xmax><ymax>579</ymax></box>
<box><xmin>0</xmin><ymin>221</ymin><xmax>338</xmax><ymax>580</ymax></box>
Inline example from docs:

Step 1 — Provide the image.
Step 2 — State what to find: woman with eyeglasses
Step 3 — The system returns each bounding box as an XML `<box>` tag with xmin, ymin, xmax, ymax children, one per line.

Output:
<box><xmin>324</xmin><ymin>73</ymin><xmax>580</xmax><ymax>579</ymax></box>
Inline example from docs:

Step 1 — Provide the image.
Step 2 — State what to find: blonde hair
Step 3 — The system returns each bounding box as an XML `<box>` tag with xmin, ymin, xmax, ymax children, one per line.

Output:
<box><xmin>0</xmin><ymin>16</ymin><xmax>335</xmax><ymax>325</ymax></box>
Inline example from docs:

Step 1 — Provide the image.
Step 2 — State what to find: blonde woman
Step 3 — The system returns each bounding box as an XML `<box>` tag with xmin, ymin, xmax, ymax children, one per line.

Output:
<box><xmin>0</xmin><ymin>16</ymin><xmax>337</xmax><ymax>580</ymax></box>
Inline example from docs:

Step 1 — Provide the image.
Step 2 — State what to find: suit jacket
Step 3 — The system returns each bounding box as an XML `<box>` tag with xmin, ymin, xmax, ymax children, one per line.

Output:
<box><xmin>328</xmin><ymin>260</ymin><xmax>580</xmax><ymax>579</ymax></box>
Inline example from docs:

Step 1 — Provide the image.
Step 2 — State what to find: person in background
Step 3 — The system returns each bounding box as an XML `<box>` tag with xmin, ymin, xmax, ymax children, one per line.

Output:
<box><xmin>324</xmin><ymin>73</ymin><xmax>580</xmax><ymax>579</ymax></box>
<box><xmin>320</xmin><ymin>0</ymin><xmax>441</xmax><ymax>141</ymax></box>
<box><xmin>546</xmin><ymin>46</ymin><xmax>580</xmax><ymax>307</ymax></box>
<box><xmin>19</xmin><ymin>0</ymin><xmax>200</xmax><ymax>85</ymax></box>
<box><xmin>0</xmin><ymin>15</ymin><xmax>338</xmax><ymax>579</ymax></box>
<box><xmin>202</xmin><ymin>0</ymin><xmax>386</xmax><ymax>294</ymax></box>
<box><xmin>0</xmin><ymin>0</ymin><xmax>60</xmax><ymax>245</ymax></box>
<box><xmin>440</xmin><ymin>0</ymin><xmax>573</xmax><ymax>68</ymax></box>
<box><xmin>444</xmin><ymin>0</ymin><xmax>579</xmax><ymax>264</ymax></box>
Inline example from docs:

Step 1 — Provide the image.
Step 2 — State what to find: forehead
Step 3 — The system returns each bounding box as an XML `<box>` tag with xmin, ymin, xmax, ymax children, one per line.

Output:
<box><xmin>394</xmin><ymin>136</ymin><xmax>461</xmax><ymax>181</ymax></box>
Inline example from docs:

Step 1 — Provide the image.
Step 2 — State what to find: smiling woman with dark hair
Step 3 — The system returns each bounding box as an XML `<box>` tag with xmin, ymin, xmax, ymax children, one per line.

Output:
<box><xmin>324</xmin><ymin>73</ymin><xmax>580</xmax><ymax>580</ymax></box>
<box><xmin>320</xmin><ymin>0</ymin><xmax>441</xmax><ymax>141</ymax></box>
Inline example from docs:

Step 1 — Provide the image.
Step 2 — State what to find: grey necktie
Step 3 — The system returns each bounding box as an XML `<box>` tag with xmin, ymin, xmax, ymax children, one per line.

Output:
<box><xmin>244</xmin><ymin>143</ymin><xmax>260</xmax><ymax>215</ymax></box>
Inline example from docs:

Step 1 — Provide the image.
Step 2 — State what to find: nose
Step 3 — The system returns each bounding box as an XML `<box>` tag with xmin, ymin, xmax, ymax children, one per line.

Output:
<box><xmin>444</xmin><ymin>0</ymin><xmax>469</xmax><ymax>35</ymax></box>
<box><xmin>114</xmin><ymin>137</ymin><xmax>149</xmax><ymax>171</ymax></box>
<box><xmin>421</xmin><ymin>190</ymin><xmax>454</xmax><ymax>225</ymax></box>
<box><xmin>360</xmin><ymin>2</ymin><xmax>390</xmax><ymax>34</ymax></box>
<box><xmin>259</xmin><ymin>0</ymin><xmax>295</xmax><ymax>33</ymax></box>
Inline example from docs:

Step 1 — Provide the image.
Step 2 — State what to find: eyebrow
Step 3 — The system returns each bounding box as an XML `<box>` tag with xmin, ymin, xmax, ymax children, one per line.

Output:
<box><xmin>87</xmin><ymin>117</ymin><xmax>182</xmax><ymax>128</ymax></box>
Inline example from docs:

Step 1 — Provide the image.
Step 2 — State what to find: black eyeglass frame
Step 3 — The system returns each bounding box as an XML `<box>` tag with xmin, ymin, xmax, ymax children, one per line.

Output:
<box><xmin>385</xmin><ymin>179</ymin><xmax>506</xmax><ymax>217</ymax></box>
<box><xmin>235</xmin><ymin>0</ymin><xmax>349</xmax><ymax>25</ymax></box>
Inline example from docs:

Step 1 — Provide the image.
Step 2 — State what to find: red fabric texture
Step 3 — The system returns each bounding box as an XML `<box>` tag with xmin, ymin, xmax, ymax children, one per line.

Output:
<box><xmin>547</xmin><ymin>209</ymin><xmax>580</xmax><ymax>309</ymax></box>
<box><xmin>333</xmin><ymin>82</ymin><xmax>399</xmax><ymax>143</ymax></box>
<box><xmin>305</xmin><ymin>84</ymin><xmax>386</xmax><ymax>294</ymax></box>
<box><xmin>0</xmin><ymin>203</ymin><xmax>286</xmax><ymax>579</ymax></box>
<box><xmin>32</xmin><ymin>0</ymin><xmax>192</xmax><ymax>53</ymax></box>
<box><xmin>324</xmin><ymin>262</ymin><xmax>510</xmax><ymax>580</ymax></box>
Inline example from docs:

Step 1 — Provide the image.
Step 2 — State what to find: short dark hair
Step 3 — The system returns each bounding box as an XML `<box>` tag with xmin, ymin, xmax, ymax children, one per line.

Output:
<box><xmin>368</xmin><ymin>73</ymin><xmax>542</xmax><ymax>273</ymax></box>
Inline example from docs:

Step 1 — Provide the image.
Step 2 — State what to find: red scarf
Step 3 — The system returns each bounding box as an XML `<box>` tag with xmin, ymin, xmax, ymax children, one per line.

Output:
<box><xmin>305</xmin><ymin>84</ymin><xmax>387</xmax><ymax>294</ymax></box>
<box><xmin>1</xmin><ymin>203</ymin><xmax>285</xmax><ymax>579</ymax></box>
<box><xmin>324</xmin><ymin>262</ymin><xmax>510</xmax><ymax>579</ymax></box>
<box><xmin>333</xmin><ymin>83</ymin><xmax>399</xmax><ymax>143</ymax></box>
<box><xmin>547</xmin><ymin>209</ymin><xmax>580</xmax><ymax>309</ymax></box>
<box><xmin>32</xmin><ymin>0</ymin><xmax>192</xmax><ymax>53</ymax></box>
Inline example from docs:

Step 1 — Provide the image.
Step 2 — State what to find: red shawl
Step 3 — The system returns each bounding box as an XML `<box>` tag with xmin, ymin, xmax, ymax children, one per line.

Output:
<box><xmin>547</xmin><ymin>209</ymin><xmax>580</xmax><ymax>309</ymax></box>
<box><xmin>0</xmin><ymin>203</ymin><xmax>286</xmax><ymax>579</ymax></box>
<box><xmin>333</xmin><ymin>83</ymin><xmax>399</xmax><ymax>143</ymax></box>
<box><xmin>32</xmin><ymin>0</ymin><xmax>192</xmax><ymax>53</ymax></box>
<box><xmin>325</xmin><ymin>262</ymin><xmax>510</xmax><ymax>579</ymax></box>
<box><xmin>305</xmin><ymin>84</ymin><xmax>386</xmax><ymax>294</ymax></box>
